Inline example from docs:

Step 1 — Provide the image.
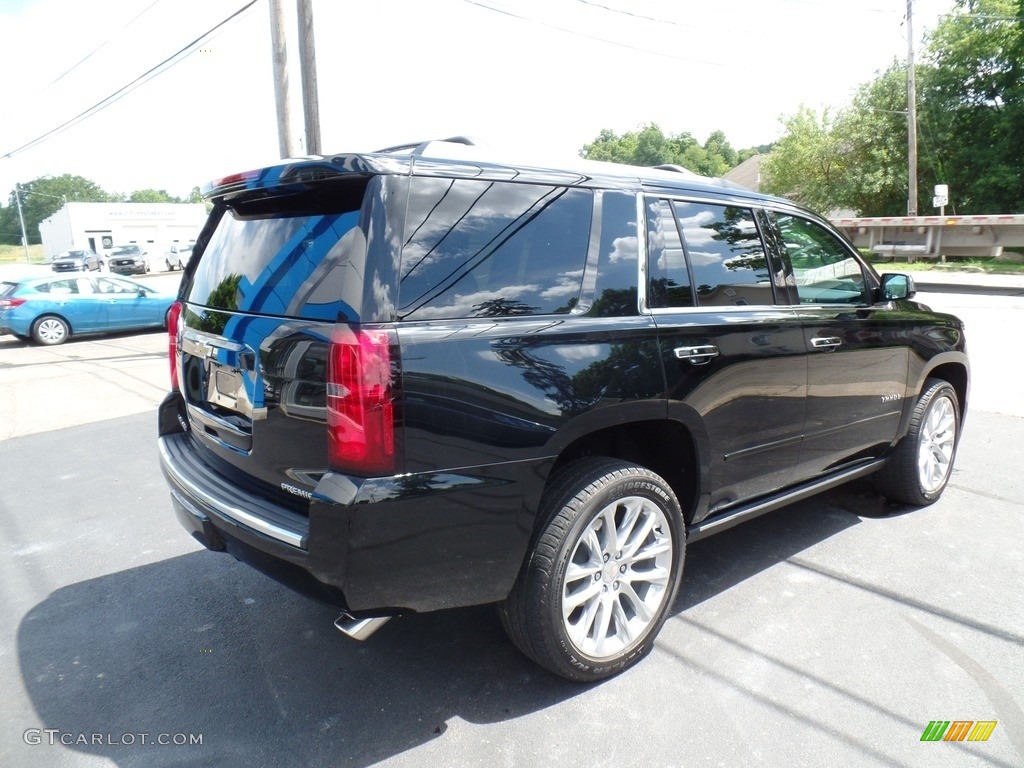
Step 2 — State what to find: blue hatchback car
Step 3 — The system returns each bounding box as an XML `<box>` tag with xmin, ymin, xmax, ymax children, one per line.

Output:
<box><xmin>0</xmin><ymin>273</ymin><xmax>177</xmax><ymax>345</ymax></box>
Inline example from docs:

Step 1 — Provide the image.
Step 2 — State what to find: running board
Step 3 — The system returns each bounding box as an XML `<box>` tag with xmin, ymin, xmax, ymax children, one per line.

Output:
<box><xmin>686</xmin><ymin>459</ymin><xmax>886</xmax><ymax>544</ymax></box>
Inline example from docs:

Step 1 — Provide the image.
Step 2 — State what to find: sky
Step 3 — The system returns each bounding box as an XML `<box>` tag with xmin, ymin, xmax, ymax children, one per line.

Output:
<box><xmin>0</xmin><ymin>0</ymin><xmax>955</xmax><ymax>203</ymax></box>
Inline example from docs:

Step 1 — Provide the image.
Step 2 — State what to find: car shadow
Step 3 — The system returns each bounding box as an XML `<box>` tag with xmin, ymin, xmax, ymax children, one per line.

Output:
<box><xmin>12</xmin><ymin>400</ymin><xmax>922</xmax><ymax>767</ymax></box>
<box><xmin>16</xmin><ymin>479</ymin><xmax>906</xmax><ymax>768</ymax></box>
<box><xmin>675</xmin><ymin>476</ymin><xmax>896</xmax><ymax>613</ymax></box>
<box><xmin>0</xmin><ymin>326</ymin><xmax>165</xmax><ymax>350</ymax></box>
<box><xmin>0</xmin><ymin>334</ymin><xmax>31</xmax><ymax>349</ymax></box>
<box><xmin>17</xmin><ymin>550</ymin><xmax>585</xmax><ymax>767</ymax></box>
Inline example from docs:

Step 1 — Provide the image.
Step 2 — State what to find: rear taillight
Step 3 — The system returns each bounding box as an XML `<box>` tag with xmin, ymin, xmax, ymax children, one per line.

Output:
<box><xmin>0</xmin><ymin>298</ymin><xmax>27</xmax><ymax>309</ymax></box>
<box><xmin>167</xmin><ymin>301</ymin><xmax>182</xmax><ymax>390</ymax></box>
<box><xmin>327</xmin><ymin>327</ymin><xmax>395</xmax><ymax>475</ymax></box>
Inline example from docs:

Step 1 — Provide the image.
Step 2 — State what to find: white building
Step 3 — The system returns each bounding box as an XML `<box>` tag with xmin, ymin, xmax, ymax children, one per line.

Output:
<box><xmin>38</xmin><ymin>202</ymin><xmax>208</xmax><ymax>260</ymax></box>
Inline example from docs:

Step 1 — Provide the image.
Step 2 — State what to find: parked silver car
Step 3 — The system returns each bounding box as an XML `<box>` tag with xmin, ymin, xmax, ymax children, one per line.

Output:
<box><xmin>52</xmin><ymin>249</ymin><xmax>100</xmax><ymax>273</ymax></box>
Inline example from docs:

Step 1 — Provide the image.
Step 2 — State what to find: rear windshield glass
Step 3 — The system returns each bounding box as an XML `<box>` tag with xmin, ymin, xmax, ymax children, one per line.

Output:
<box><xmin>0</xmin><ymin>281</ymin><xmax>16</xmax><ymax>298</ymax></box>
<box><xmin>185</xmin><ymin>183</ymin><xmax>369</xmax><ymax>321</ymax></box>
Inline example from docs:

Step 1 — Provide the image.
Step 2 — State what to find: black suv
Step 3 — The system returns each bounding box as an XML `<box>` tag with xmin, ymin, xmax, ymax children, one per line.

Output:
<box><xmin>158</xmin><ymin>138</ymin><xmax>968</xmax><ymax>681</ymax></box>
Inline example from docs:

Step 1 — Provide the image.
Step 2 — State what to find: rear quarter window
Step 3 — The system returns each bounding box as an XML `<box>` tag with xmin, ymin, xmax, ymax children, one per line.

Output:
<box><xmin>398</xmin><ymin>178</ymin><xmax>593</xmax><ymax>320</ymax></box>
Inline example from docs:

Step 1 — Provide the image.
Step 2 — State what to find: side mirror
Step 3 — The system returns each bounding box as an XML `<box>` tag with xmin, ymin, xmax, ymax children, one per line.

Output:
<box><xmin>880</xmin><ymin>273</ymin><xmax>916</xmax><ymax>300</ymax></box>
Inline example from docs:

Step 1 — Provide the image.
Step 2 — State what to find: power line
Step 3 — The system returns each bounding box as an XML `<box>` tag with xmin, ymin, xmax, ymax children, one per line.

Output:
<box><xmin>573</xmin><ymin>0</ymin><xmax>694</xmax><ymax>28</ymax></box>
<box><xmin>461</xmin><ymin>0</ymin><xmax>739</xmax><ymax>69</ymax></box>
<box><xmin>579</xmin><ymin>0</ymin><xmax>898</xmax><ymax>21</ymax></box>
<box><xmin>2</xmin><ymin>0</ymin><xmax>258</xmax><ymax>161</ymax></box>
<box><xmin>43</xmin><ymin>0</ymin><xmax>165</xmax><ymax>92</ymax></box>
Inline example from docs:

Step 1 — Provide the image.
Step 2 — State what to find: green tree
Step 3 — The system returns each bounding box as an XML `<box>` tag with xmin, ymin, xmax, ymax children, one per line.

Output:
<box><xmin>128</xmin><ymin>188</ymin><xmax>181</xmax><ymax>203</ymax></box>
<box><xmin>835</xmin><ymin>61</ymin><xmax>913</xmax><ymax>215</ymax></box>
<box><xmin>763</xmin><ymin>0</ymin><xmax>1024</xmax><ymax>216</ymax></box>
<box><xmin>761</xmin><ymin>106</ymin><xmax>848</xmax><ymax>214</ymax></box>
<box><xmin>579</xmin><ymin>123</ymin><xmax>750</xmax><ymax>177</ymax></box>
<box><xmin>1</xmin><ymin>174</ymin><xmax>115</xmax><ymax>245</ymax></box>
<box><xmin>921</xmin><ymin>0</ymin><xmax>1024</xmax><ymax>212</ymax></box>
<box><xmin>702</xmin><ymin>130</ymin><xmax>738</xmax><ymax>175</ymax></box>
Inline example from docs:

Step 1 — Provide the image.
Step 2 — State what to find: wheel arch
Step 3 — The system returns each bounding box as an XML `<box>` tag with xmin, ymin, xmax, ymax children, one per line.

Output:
<box><xmin>545</xmin><ymin>408</ymin><xmax>708</xmax><ymax>526</ymax></box>
<box><xmin>925</xmin><ymin>361</ymin><xmax>968</xmax><ymax>421</ymax></box>
<box><xmin>911</xmin><ymin>351</ymin><xmax>969</xmax><ymax>429</ymax></box>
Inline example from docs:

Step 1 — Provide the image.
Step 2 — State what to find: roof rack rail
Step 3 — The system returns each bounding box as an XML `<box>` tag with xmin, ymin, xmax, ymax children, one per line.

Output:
<box><xmin>649</xmin><ymin>164</ymin><xmax>695</xmax><ymax>175</ymax></box>
<box><xmin>374</xmin><ymin>136</ymin><xmax>479</xmax><ymax>155</ymax></box>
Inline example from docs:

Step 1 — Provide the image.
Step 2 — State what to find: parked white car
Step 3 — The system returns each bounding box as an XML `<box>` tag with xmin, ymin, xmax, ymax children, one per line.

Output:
<box><xmin>165</xmin><ymin>243</ymin><xmax>194</xmax><ymax>271</ymax></box>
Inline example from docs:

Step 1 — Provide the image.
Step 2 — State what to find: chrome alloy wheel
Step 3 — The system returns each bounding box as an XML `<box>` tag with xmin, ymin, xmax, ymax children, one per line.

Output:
<box><xmin>561</xmin><ymin>495</ymin><xmax>673</xmax><ymax>660</ymax></box>
<box><xmin>917</xmin><ymin>393</ymin><xmax>957</xmax><ymax>494</ymax></box>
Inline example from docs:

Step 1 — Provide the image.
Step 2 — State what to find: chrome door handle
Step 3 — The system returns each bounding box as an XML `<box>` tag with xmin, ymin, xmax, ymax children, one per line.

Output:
<box><xmin>674</xmin><ymin>345</ymin><xmax>719</xmax><ymax>365</ymax></box>
<box><xmin>811</xmin><ymin>336</ymin><xmax>842</xmax><ymax>350</ymax></box>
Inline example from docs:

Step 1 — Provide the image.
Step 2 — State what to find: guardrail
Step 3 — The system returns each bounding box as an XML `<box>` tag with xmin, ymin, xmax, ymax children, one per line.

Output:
<box><xmin>830</xmin><ymin>214</ymin><xmax>1024</xmax><ymax>261</ymax></box>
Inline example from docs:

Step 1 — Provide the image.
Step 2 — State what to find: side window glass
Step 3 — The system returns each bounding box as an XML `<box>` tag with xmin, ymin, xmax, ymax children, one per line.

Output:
<box><xmin>399</xmin><ymin>178</ymin><xmax>592</xmax><ymax>320</ymax></box>
<box><xmin>590</xmin><ymin>191</ymin><xmax>639</xmax><ymax>317</ymax></box>
<box><xmin>39</xmin><ymin>279</ymin><xmax>79</xmax><ymax>294</ymax></box>
<box><xmin>96</xmin><ymin>277</ymin><xmax>133</xmax><ymax>294</ymax></box>
<box><xmin>646</xmin><ymin>198</ymin><xmax>691</xmax><ymax>308</ymax></box>
<box><xmin>110</xmin><ymin>276</ymin><xmax>144</xmax><ymax>294</ymax></box>
<box><xmin>674</xmin><ymin>202</ymin><xmax>773</xmax><ymax>307</ymax></box>
<box><xmin>775</xmin><ymin>214</ymin><xmax>869</xmax><ymax>305</ymax></box>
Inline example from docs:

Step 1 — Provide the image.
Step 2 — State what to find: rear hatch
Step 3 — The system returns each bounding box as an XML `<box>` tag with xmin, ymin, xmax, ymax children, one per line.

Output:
<box><xmin>176</xmin><ymin>172</ymin><xmax>389</xmax><ymax>507</ymax></box>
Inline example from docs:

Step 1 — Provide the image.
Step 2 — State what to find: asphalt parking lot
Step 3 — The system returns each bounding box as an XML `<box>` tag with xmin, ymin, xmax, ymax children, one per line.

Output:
<box><xmin>0</xmin><ymin>282</ymin><xmax>1021</xmax><ymax>767</ymax></box>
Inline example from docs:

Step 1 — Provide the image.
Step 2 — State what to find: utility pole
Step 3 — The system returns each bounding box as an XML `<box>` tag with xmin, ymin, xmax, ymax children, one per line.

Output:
<box><xmin>14</xmin><ymin>184</ymin><xmax>30</xmax><ymax>261</ymax></box>
<box><xmin>269</xmin><ymin>0</ymin><xmax>298</xmax><ymax>158</ymax></box>
<box><xmin>906</xmin><ymin>0</ymin><xmax>918</xmax><ymax>216</ymax></box>
<box><xmin>297</xmin><ymin>0</ymin><xmax>321</xmax><ymax>155</ymax></box>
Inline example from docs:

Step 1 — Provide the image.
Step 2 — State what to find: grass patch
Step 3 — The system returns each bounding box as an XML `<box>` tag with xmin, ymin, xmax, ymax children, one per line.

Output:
<box><xmin>865</xmin><ymin>254</ymin><xmax>1024</xmax><ymax>275</ymax></box>
<box><xmin>864</xmin><ymin>250</ymin><xmax>1024</xmax><ymax>274</ymax></box>
<box><xmin>0</xmin><ymin>243</ymin><xmax>46</xmax><ymax>264</ymax></box>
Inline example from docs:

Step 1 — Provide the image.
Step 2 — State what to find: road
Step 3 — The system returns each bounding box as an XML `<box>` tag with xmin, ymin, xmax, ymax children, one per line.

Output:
<box><xmin>0</xmin><ymin>270</ymin><xmax>180</xmax><ymax>440</ymax></box>
<box><xmin>0</xmin><ymin>287</ymin><xmax>1021</xmax><ymax>767</ymax></box>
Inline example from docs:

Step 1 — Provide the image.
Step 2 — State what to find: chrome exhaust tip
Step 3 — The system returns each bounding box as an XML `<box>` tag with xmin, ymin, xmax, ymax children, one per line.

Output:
<box><xmin>333</xmin><ymin>612</ymin><xmax>392</xmax><ymax>641</ymax></box>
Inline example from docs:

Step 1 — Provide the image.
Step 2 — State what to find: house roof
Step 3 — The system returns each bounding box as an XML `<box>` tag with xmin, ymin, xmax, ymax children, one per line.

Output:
<box><xmin>723</xmin><ymin>154</ymin><xmax>764</xmax><ymax>192</ymax></box>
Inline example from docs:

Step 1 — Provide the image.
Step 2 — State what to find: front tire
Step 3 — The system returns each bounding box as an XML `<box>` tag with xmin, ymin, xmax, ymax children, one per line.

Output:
<box><xmin>500</xmin><ymin>458</ymin><xmax>685</xmax><ymax>681</ymax></box>
<box><xmin>32</xmin><ymin>315</ymin><xmax>70</xmax><ymax>345</ymax></box>
<box><xmin>876</xmin><ymin>378</ymin><xmax>960</xmax><ymax>506</ymax></box>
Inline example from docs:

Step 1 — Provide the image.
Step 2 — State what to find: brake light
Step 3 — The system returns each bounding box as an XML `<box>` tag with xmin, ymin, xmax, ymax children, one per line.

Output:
<box><xmin>203</xmin><ymin>169</ymin><xmax>261</xmax><ymax>197</ymax></box>
<box><xmin>167</xmin><ymin>301</ymin><xmax>182</xmax><ymax>390</ymax></box>
<box><xmin>0</xmin><ymin>298</ymin><xmax>27</xmax><ymax>309</ymax></box>
<box><xmin>327</xmin><ymin>327</ymin><xmax>395</xmax><ymax>475</ymax></box>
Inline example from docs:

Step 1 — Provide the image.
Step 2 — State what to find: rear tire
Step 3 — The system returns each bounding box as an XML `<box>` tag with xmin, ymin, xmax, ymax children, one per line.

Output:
<box><xmin>500</xmin><ymin>457</ymin><xmax>685</xmax><ymax>681</ymax></box>
<box><xmin>32</xmin><ymin>315</ymin><xmax>70</xmax><ymax>346</ymax></box>
<box><xmin>875</xmin><ymin>378</ymin><xmax>960</xmax><ymax>506</ymax></box>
